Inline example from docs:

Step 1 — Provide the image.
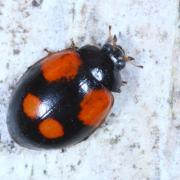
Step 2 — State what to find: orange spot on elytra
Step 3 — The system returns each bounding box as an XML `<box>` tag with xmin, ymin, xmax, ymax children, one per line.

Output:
<box><xmin>23</xmin><ymin>93</ymin><xmax>41</xmax><ymax>119</ymax></box>
<box><xmin>78</xmin><ymin>89</ymin><xmax>113</xmax><ymax>127</ymax></box>
<box><xmin>41</xmin><ymin>51</ymin><xmax>82</xmax><ymax>82</ymax></box>
<box><xmin>38</xmin><ymin>118</ymin><xmax>64</xmax><ymax>139</ymax></box>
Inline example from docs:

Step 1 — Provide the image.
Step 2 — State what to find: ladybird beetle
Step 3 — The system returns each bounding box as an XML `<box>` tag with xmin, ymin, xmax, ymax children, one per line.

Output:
<box><xmin>7</xmin><ymin>27</ymin><xmax>141</xmax><ymax>149</ymax></box>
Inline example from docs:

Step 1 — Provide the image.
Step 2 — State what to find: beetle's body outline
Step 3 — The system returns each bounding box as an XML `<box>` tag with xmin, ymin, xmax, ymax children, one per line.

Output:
<box><xmin>7</xmin><ymin>27</ymin><xmax>137</xmax><ymax>150</ymax></box>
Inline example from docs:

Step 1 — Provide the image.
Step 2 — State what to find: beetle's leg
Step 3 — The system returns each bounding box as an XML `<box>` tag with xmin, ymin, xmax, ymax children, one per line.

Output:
<box><xmin>117</xmin><ymin>81</ymin><xmax>127</xmax><ymax>92</ymax></box>
<box><xmin>97</xmin><ymin>43</ymin><xmax>102</xmax><ymax>48</ymax></box>
<box><xmin>69</xmin><ymin>38</ymin><xmax>79</xmax><ymax>50</ymax></box>
<box><xmin>122</xmin><ymin>81</ymin><xmax>127</xmax><ymax>86</ymax></box>
<box><xmin>44</xmin><ymin>48</ymin><xmax>55</xmax><ymax>55</ymax></box>
<box><xmin>70</xmin><ymin>38</ymin><xmax>76</xmax><ymax>48</ymax></box>
<box><xmin>117</xmin><ymin>88</ymin><xmax>121</xmax><ymax>93</ymax></box>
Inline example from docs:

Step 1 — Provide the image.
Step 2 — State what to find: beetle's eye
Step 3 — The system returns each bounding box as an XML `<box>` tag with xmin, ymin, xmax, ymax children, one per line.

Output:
<box><xmin>102</xmin><ymin>43</ymin><xmax>113</xmax><ymax>54</ymax></box>
<box><xmin>116</xmin><ymin>46</ymin><xmax>125</xmax><ymax>57</ymax></box>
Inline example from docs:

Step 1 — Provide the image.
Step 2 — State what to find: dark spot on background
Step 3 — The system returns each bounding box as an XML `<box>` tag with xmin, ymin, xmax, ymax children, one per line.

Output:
<box><xmin>77</xmin><ymin>160</ymin><xmax>81</xmax><ymax>165</ymax></box>
<box><xmin>68</xmin><ymin>2</ymin><xmax>76</xmax><ymax>22</ymax></box>
<box><xmin>81</xmin><ymin>4</ymin><xmax>87</xmax><ymax>15</ymax></box>
<box><xmin>70</xmin><ymin>165</ymin><xmax>76</xmax><ymax>171</ymax></box>
<box><xmin>6</xmin><ymin>63</ymin><xmax>9</xmax><ymax>69</ymax></box>
<box><xmin>110</xmin><ymin>113</ymin><xmax>115</xmax><ymax>117</ymax></box>
<box><xmin>13</xmin><ymin>49</ymin><xmax>20</xmax><ymax>55</ymax></box>
<box><xmin>8</xmin><ymin>85</ymin><xmax>15</xmax><ymax>91</ymax></box>
<box><xmin>77</xmin><ymin>36</ymin><xmax>85</xmax><ymax>43</ymax></box>
<box><xmin>43</xmin><ymin>170</ymin><xmax>47</xmax><ymax>175</ymax></box>
<box><xmin>32</xmin><ymin>0</ymin><xmax>43</xmax><ymax>7</ymax></box>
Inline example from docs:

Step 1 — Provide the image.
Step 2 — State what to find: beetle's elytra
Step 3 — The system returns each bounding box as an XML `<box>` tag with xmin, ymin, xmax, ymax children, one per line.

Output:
<box><xmin>7</xmin><ymin>27</ymin><xmax>137</xmax><ymax>149</ymax></box>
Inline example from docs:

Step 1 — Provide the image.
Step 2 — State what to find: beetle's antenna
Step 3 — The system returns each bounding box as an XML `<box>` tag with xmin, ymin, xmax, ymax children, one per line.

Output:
<box><xmin>108</xmin><ymin>25</ymin><xmax>113</xmax><ymax>43</ymax></box>
<box><xmin>113</xmin><ymin>35</ymin><xmax>117</xmax><ymax>47</ymax></box>
<box><xmin>122</xmin><ymin>56</ymin><xmax>143</xmax><ymax>69</ymax></box>
<box><xmin>129</xmin><ymin>61</ymin><xmax>144</xmax><ymax>69</ymax></box>
<box><xmin>107</xmin><ymin>26</ymin><xmax>143</xmax><ymax>69</ymax></box>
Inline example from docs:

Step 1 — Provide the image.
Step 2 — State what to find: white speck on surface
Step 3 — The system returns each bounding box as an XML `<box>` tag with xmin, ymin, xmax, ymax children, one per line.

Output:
<box><xmin>0</xmin><ymin>0</ymin><xmax>179</xmax><ymax>179</ymax></box>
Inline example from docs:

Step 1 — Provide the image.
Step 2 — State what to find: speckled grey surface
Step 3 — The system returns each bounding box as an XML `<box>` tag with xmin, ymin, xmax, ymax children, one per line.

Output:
<box><xmin>0</xmin><ymin>0</ymin><xmax>179</xmax><ymax>179</ymax></box>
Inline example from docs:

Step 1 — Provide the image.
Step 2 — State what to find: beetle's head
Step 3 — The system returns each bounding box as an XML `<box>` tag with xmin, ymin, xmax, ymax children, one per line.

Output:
<box><xmin>102</xmin><ymin>26</ymin><xmax>143</xmax><ymax>71</ymax></box>
<box><xmin>102</xmin><ymin>42</ymin><xmax>135</xmax><ymax>70</ymax></box>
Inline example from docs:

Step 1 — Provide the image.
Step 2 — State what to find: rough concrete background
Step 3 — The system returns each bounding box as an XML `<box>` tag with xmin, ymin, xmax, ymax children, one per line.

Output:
<box><xmin>0</xmin><ymin>0</ymin><xmax>179</xmax><ymax>179</ymax></box>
